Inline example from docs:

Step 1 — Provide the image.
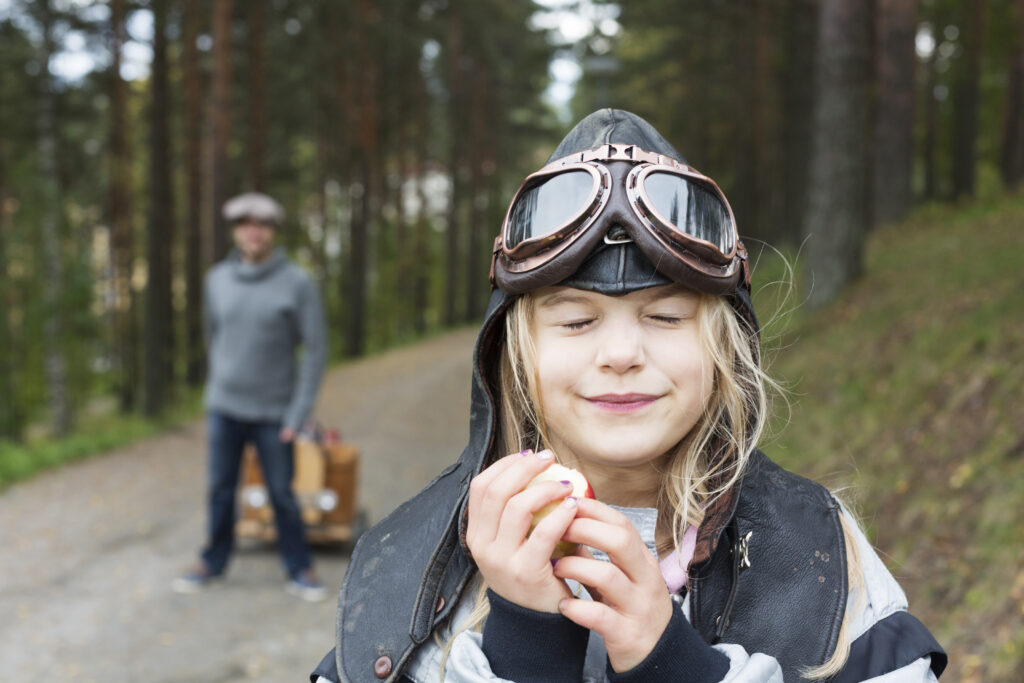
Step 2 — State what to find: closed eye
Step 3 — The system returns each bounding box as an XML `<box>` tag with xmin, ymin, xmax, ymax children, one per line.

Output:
<box><xmin>562</xmin><ymin>319</ymin><xmax>594</xmax><ymax>331</ymax></box>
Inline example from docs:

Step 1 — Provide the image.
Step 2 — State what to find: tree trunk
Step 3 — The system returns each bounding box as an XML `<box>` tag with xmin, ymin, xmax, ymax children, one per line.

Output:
<box><xmin>183</xmin><ymin>0</ymin><xmax>205</xmax><ymax>387</ymax></box>
<box><xmin>36</xmin><ymin>0</ymin><xmax>72</xmax><ymax>435</ymax></box>
<box><xmin>412</xmin><ymin>66</ymin><xmax>431</xmax><ymax>336</ymax></box>
<box><xmin>922</xmin><ymin>34</ymin><xmax>940</xmax><ymax>200</ymax></box>
<box><xmin>803</xmin><ymin>0</ymin><xmax>871</xmax><ymax>309</ymax></box>
<box><xmin>444</xmin><ymin>3</ymin><xmax>464</xmax><ymax>326</ymax></box>
<box><xmin>144</xmin><ymin>0</ymin><xmax>175</xmax><ymax>416</ymax></box>
<box><xmin>248</xmin><ymin>0</ymin><xmax>266</xmax><ymax>192</ymax></box>
<box><xmin>0</xmin><ymin>138</ymin><xmax>21</xmax><ymax>440</ymax></box>
<box><xmin>211</xmin><ymin>0</ymin><xmax>233</xmax><ymax>261</ymax></box>
<box><xmin>108</xmin><ymin>0</ymin><xmax>139</xmax><ymax>410</ymax></box>
<box><xmin>780</xmin><ymin>0</ymin><xmax>818</xmax><ymax>247</ymax></box>
<box><xmin>951</xmin><ymin>0</ymin><xmax>987</xmax><ymax>199</ymax></box>
<box><xmin>1001</xmin><ymin>0</ymin><xmax>1024</xmax><ymax>188</ymax></box>
<box><xmin>346</xmin><ymin>0</ymin><xmax>378</xmax><ymax>357</ymax></box>
<box><xmin>464</xmin><ymin>56</ymin><xmax>487</xmax><ymax>322</ymax></box>
<box><xmin>872</xmin><ymin>0</ymin><xmax>918</xmax><ymax>225</ymax></box>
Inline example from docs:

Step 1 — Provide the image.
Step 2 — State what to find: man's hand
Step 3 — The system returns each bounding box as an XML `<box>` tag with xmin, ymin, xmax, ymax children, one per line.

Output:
<box><xmin>279</xmin><ymin>427</ymin><xmax>296</xmax><ymax>443</ymax></box>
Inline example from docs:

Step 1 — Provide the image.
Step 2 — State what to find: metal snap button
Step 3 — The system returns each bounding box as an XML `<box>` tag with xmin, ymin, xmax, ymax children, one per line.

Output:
<box><xmin>374</xmin><ymin>655</ymin><xmax>392</xmax><ymax>678</ymax></box>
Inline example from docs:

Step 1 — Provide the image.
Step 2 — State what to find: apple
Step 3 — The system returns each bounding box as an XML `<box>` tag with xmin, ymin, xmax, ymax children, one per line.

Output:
<box><xmin>526</xmin><ymin>463</ymin><xmax>594</xmax><ymax>559</ymax></box>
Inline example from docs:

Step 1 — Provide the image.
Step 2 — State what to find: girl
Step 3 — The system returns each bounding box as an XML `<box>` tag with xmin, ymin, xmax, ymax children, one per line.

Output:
<box><xmin>312</xmin><ymin>110</ymin><xmax>945</xmax><ymax>682</ymax></box>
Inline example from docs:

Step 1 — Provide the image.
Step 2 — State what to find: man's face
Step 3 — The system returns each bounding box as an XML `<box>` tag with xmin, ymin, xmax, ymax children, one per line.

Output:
<box><xmin>232</xmin><ymin>220</ymin><xmax>275</xmax><ymax>262</ymax></box>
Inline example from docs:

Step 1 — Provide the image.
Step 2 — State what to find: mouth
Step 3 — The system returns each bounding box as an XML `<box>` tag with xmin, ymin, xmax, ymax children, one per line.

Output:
<box><xmin>584</xmin><ymin>393</ymin><xmax>661</xmax><ymax>413</ymax></box>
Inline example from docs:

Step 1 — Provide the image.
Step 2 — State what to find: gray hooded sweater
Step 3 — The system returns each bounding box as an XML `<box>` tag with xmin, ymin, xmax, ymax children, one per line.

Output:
<box><xmin>203</xmin><ymin>247</ymin><xmax>327</xmax><ymax>431</ymax></box>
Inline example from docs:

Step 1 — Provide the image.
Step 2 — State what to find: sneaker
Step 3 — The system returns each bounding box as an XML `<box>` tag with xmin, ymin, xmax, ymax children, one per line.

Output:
<box><xmin>171</xmin><ymin>564</ymin><xmax>222</xmax><ymax>594</ymax></box>
<box><xmin>285</xmin><ymin>569</ymin><xmax>327</xmax><ymax>603</ymax></box>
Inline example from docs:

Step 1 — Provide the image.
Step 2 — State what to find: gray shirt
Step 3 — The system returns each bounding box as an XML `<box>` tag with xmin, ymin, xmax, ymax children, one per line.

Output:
<box><xmin>203</xmin><ymin>247</ymin><xmax>327</xmax><ymax>430</ymax></box>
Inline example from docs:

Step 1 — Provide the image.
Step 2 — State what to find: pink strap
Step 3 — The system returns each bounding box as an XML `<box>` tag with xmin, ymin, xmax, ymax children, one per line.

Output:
<box><xmin>659</xmin><ymin>525</ymin><xmax>698</xmax><ymax>594</ymax></box>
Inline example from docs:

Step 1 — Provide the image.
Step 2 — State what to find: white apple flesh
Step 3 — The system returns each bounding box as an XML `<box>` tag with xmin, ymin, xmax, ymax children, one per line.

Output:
<box><xmin>526</xmin><ymin>463</ymin><xmax>595</xmax><ymax>559</ymax></box>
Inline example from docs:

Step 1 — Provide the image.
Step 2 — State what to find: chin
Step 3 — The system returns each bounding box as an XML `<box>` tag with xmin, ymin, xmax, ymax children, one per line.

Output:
<box><xmin>576</xmin><ymin>439</ymin><xmax>676</xmax><ymax>468</ymax></box>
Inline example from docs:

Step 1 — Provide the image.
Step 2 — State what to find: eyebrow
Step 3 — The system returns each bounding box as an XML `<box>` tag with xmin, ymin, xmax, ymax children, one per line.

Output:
<box><xmin>537</xmin><ymin>287</ymin><xmax>699</xmax><ymax>309</ymax></box>
<box><xmin>535</xmin><ymin>292</ymin><xmax>595</xmax><ymax>308</ymax></box>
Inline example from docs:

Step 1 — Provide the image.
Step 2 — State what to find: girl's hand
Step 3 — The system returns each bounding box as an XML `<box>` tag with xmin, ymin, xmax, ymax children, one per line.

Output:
<box><xmin>465</xmin><ymin>449</ymin><xmax>579</xmax><ymax>613</ymax></box>
<box><xmin>552</xmin><ymin>498</ymin><xmax>674</xmax><ymax>672</ymax></box>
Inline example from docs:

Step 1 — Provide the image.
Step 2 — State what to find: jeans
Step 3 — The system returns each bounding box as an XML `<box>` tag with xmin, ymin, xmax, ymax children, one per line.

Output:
<box><xmin>200</xmin><ymin>411</ymin><xmax>312</xmax><ymax>578</ymax></box>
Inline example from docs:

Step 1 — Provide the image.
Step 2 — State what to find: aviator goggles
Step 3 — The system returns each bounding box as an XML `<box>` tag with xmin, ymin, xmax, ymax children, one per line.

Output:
<box><xmin>490</xmin><ymin>144</ymin><xmax>749</xmax><ymax>296</ymax></box>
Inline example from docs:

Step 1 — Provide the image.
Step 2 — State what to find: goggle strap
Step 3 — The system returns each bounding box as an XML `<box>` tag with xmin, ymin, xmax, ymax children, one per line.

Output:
<box><xmin>555</xmin><ymin>144</ymin><xmax>699</xmax><ymax>175</ymax></box>
<box><xmin>489</xmin><ymin>235</ymin><xmax>504</xmax><ymax>289</ymax></box>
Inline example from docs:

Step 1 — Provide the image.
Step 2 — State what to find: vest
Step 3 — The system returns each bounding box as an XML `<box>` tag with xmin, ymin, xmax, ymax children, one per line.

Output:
<box><xmin>332</xmin><ymin>450</ymin><xmax>847</xmax><ymax>682</ymax></box>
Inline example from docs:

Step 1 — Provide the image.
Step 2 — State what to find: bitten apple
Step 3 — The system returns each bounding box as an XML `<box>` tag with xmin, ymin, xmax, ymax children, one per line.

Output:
<box><xmin>526</xmin><ymin>463</ymin><xmax>595</xmax><ymax>559</ymax></box>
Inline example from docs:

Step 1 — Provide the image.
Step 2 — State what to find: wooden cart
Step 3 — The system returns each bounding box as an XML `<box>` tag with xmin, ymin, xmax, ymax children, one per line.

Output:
<box><xmin>235</xmin><ymin>437</ymin><xmax>367</xmax><ymax>545</ymax></box>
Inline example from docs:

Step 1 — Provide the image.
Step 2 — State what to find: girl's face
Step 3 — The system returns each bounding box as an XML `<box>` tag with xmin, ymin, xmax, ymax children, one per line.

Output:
<box><xmin>531</xmin><ymin>285</ymin><xmax>714</xmax><ymax>478</ymax></box>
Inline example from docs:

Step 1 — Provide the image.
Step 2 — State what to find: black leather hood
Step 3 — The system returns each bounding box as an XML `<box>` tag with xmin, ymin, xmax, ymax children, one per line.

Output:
<box><xmin>333</xmin><ymin>110</ymin><xmax>766</xmax><ymax>682</ymax></box>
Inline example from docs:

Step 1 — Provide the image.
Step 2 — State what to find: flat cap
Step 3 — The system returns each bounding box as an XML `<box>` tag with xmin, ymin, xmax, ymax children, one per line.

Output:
<box><xmin>222</xmin><ymin>192</ymin><xmax>285</xmax><ymax>228</ymax></box>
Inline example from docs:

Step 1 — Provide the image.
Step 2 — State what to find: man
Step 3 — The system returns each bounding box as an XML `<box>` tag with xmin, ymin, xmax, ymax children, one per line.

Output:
<box><xmin>173</xmin><ymin>192</ymin><xmax>328</xmax><ymax>602</ymax></box>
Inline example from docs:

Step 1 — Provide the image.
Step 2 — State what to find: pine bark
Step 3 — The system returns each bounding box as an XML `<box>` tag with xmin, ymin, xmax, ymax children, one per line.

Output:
<box><xmin>464</xmin><ymin>56</ymin><xmax>487</xmax><ymax>322</ymax></box>
<box><xmin>211</xmin><ymin>0</ymin><xmax>233</xmax><ymax>261</ymax></box>
<box><xmin>951</xmin><ymin>0</ymin><xmax>987</xmax><ymax>198</ymax></box>
<box><xmin>803</xmin><ymin>0</ymin><xmax>871</xmax><ymax>309</ymax></box>
<box><xmin>36</xmin><ymin>0</ymin><xmax>72</xmax><ymax>434</ymax></box>
<box><xmin>248</xmin><ymin>0</ymin><xmax>266</xmax><ymax>192</ymax></box>
<box><xmin>346</xmin><ymin>0</ymin><xmax>377</xmax><ymax>356</ymax></box>
<box><xmin>183</xmin><ymin>0</ymin><xmax>204</xmax><ymax>387</ymax></box>
<box><xmin>0</xmin><ymin>137</ymin><xmax>19</xmax><ymax>439</ymax></box>
<box><xmin>780</xmin><ymin>0</ymin><xmax>818</xmax><ymax>246</ymax></box>
<box><xmin>108</xmin><ymin>0</ymin><xmax>139</xmax><ymax>410</ymax></box>
<box><xmin>143</xmin><ymin>0</ymin><xmax>175</xmax><ymax>416</ymax></box>
<box><xmin>1001</xmin><ymin>0</ymin><xmax>1024</xmax><ymax>188</ymax></box>
<box><xmin>444</xmin><ymin>3</ymin><xmax>465</xmax><ymax>326</ymax></box>
<box><xmin>922</xmin><ymin>34</ymin><xmax>940</xmax><ymax>200</ymax></box>
<box><xmin>873</xmin><ymin>0</ymin><xmax>918</xmax><ymax>225</ymax></box>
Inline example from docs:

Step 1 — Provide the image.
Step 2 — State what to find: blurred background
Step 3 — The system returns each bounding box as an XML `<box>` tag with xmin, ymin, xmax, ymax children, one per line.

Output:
<box><xmin>0</xmin><ymin>0</ymin><xmax>1022</xmax><ymax>681</ymax></box>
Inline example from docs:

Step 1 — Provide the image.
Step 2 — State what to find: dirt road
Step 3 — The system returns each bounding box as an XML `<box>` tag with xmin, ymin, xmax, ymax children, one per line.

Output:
<box><xmin>0</xmin><ymin>327</ymin><xmax>477</xmax><ymax>683</ymax></box>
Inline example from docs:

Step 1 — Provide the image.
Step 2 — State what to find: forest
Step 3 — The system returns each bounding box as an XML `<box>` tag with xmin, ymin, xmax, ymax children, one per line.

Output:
<box><xmin>0</xmin><ymin>0</ymin><xmax>1018</xmax><ymax>449</ymax></box>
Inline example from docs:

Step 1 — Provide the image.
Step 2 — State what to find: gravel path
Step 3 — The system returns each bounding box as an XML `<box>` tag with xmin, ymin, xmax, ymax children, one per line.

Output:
<box><xmin>0</xmin><ymin>327</ymin><xmax>477</xmax><ymax>682</ymax></box>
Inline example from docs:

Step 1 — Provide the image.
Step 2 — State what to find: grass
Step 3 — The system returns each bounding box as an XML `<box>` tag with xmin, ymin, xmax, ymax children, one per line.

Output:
<box><xmin>752</xmin><ymin>194</ymin><xmax>1024</xmax><ymax>682</ymax></box>
<box><xmin>0</xmin><ymin>387</ymin><xmax>205</xmax><ymax>490</ymax></box>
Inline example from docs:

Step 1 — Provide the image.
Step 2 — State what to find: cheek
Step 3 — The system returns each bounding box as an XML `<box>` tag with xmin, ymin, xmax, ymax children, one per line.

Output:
<box><xmin>533</xmin><ymin>339</ymin><xmax>582</xmax><ymax>405</ymax></box>
<box><xmin>662</xmin><ymin>341</ymin><xmax>715</xmax><ymax>407</ymax></box>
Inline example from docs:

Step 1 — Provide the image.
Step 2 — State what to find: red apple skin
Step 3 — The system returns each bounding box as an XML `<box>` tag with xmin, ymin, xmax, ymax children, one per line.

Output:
<box><xmin>525</xmin><ymin>463</ymin><xmax>594</xmax><ymax>559</ymax></box>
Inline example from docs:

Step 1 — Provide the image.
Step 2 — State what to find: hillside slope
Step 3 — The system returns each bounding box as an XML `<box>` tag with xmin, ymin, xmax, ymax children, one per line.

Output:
<box><xmin>754</xmin><ymin>196</ymin><xmax>1024</xmax><ymax>682</ymax></box>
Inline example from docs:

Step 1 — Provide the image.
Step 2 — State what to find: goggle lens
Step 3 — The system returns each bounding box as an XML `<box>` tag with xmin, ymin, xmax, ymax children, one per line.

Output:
<box><xmin>642</xmin><ymin>171</ymin><xmax>735</xmax><ymax>255</ymax></box>
<box><xmin>505</xmin><ymin>169</ymin><xmax>595</xmax><ymax>249</ymax></box>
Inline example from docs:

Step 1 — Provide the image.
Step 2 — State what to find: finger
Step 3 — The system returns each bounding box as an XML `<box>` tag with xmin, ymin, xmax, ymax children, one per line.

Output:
<box><xmin>557</xmin><ymin>595</ymin><xmax>617</xmax><ymax>636</ymax></box>
<box><xmin>466</xmin><ymin>452</ymin><xmax>529</xmax><ymax>548</ymax></box>
<box><xmin>552</xmin><ymin>553</ymin><xmax>632</xmax><ymax>610</ymax></box>
<box><xmin>563</xmin><ymin>502</ymin><xmax>660</xmax><ymax>582</ymax></box>
<box><xmin>467</xmin><ymin>450</ymin><xmax>555</xmax><ymax>548</ymax></box>
<box><xmin>519</xmin><ymin>493</ymin><xmax>580</xmax><ymax>560</ymax></box>
<box><xmin>495</xmin><ymin>479</ymin><xmax>575</xmax><ymax>548</ymax></box>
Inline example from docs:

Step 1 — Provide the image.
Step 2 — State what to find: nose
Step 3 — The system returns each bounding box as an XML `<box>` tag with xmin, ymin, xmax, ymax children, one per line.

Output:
<box><xmin>594</xmin><ymin>318</ymin><xmax>645</xmax><ymax>373</ymax></box>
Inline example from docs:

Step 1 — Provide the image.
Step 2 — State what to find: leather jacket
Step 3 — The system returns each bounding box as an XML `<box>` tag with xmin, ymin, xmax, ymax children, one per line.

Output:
<box><xmin>326</xmin><ymin>290</ymin><xmax>847</xmax><ymax>682</ymax></box>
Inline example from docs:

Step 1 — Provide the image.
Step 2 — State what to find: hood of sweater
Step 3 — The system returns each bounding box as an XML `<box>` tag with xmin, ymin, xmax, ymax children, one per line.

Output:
<box><xmin>229</xmin><ymin>246</ymin><xmax>288</xmax><ymax>281</ymax></box>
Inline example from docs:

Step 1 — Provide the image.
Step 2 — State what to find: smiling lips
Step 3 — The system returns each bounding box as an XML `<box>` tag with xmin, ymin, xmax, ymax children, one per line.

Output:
<box><xmin>585</xmin><ymin>393</ymin><xmax>661</xmax><ymax>413</ymax></box>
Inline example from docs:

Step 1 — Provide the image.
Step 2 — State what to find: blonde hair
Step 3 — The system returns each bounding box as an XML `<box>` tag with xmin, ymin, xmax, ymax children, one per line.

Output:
<box><xmin>441</xmin><ymin>289</ymin><xmax>861</xmax><ymax>678</ymax></box>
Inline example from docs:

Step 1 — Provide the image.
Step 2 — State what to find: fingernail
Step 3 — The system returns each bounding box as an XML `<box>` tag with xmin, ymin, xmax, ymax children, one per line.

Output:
<box><xmin>518</xmin><ymin>449</ymin><xmax>532</xmax><ymax>457</ymax></box>
<box><xmin>562</xmin><ymin>496</ymin><xmax>578</xmax><ymax>508</ymax></box>
<box><xmin>559</xmin><ymin>480</ymin><xmax>572</xmax><ymax>486</ymax></box>
<box><xmin>537</xmin><ymin>449</ymin><xmax>554</xmax><ymax>460</ymax></box>
<box><xmin>558</xmin><ymin>599</ymin><xmax>569</xmax><ymax>612</ymax></box>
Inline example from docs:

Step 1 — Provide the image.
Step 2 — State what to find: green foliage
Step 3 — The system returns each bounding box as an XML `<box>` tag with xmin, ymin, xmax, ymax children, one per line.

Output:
<box><xmin>0</xmin><ymin>386</ymin><xmax>204</xmax><ymax>491</ymax></box>
<box><xmin>760</xmin><ymin>192</ymin><xmax>1024</xmax><ymax>681</ymax></box>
